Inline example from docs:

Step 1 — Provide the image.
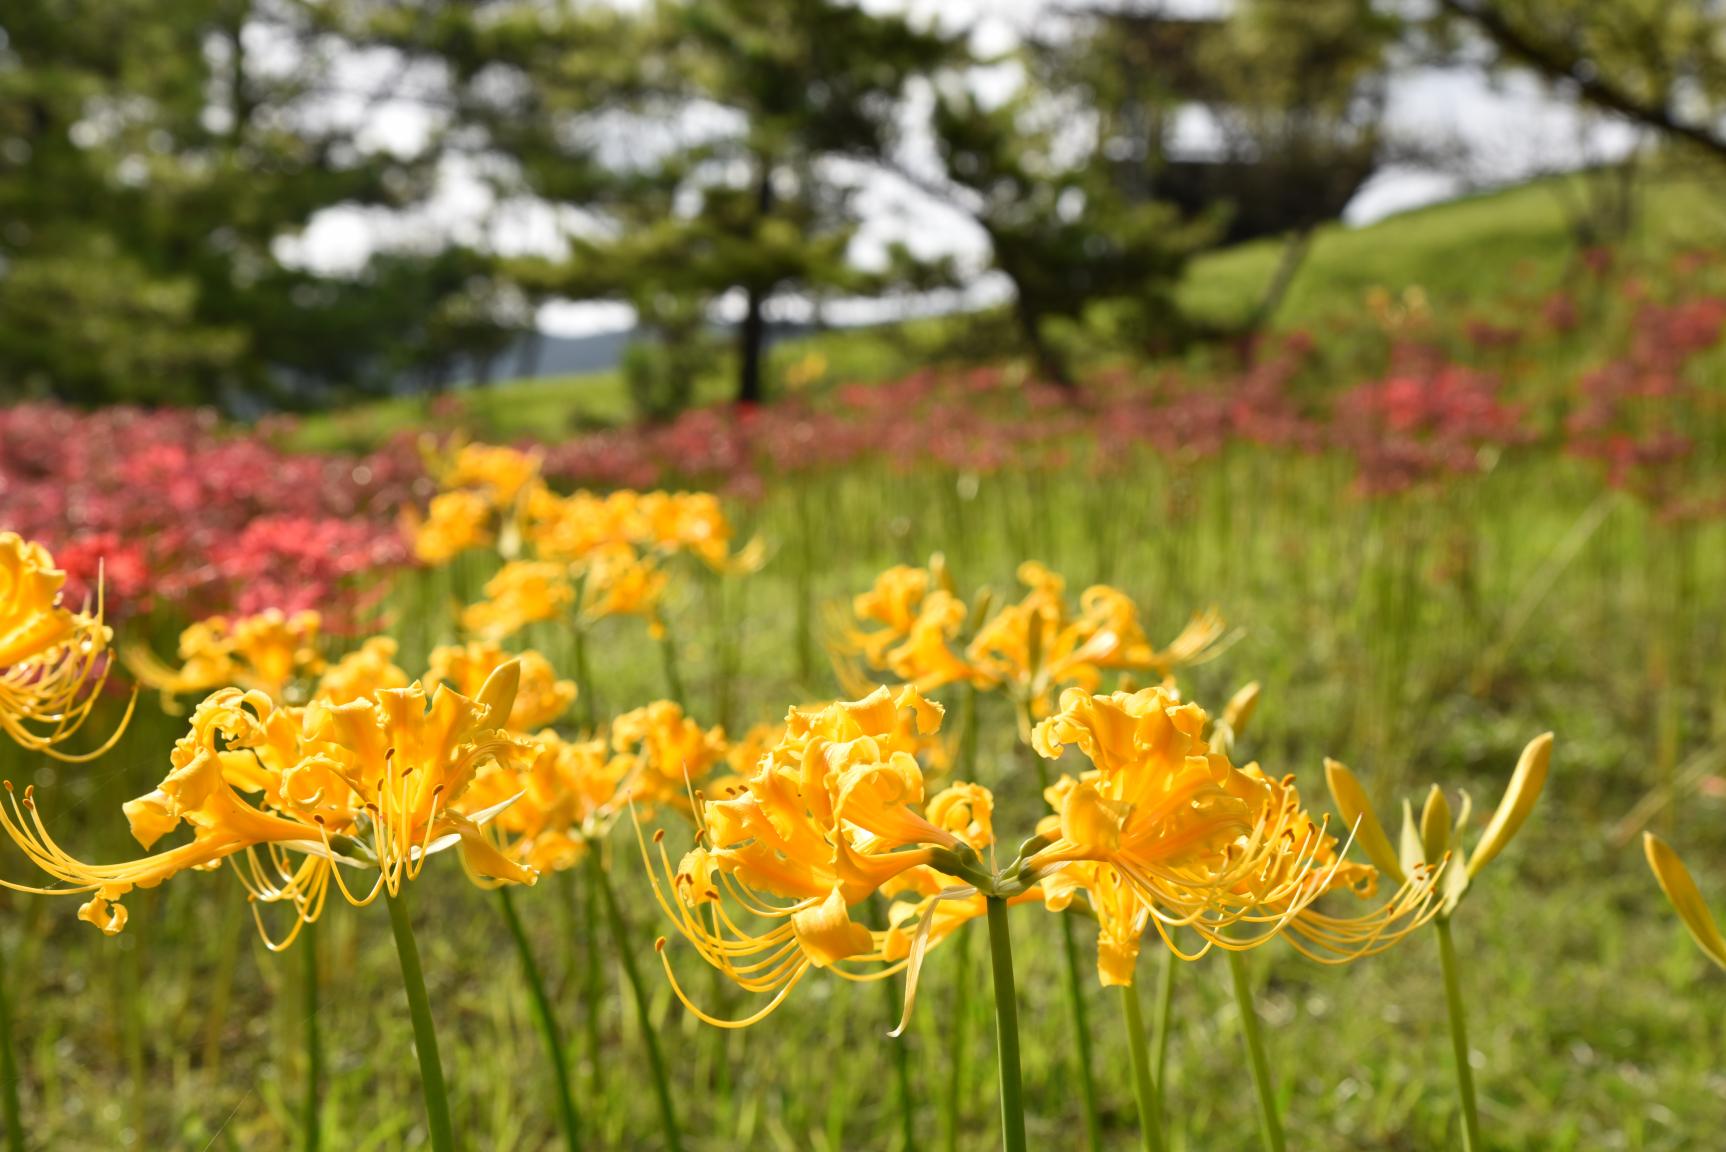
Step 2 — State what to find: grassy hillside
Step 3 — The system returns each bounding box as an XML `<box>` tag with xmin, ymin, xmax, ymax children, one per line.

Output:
<box><xmin>290</xmin><ymin>167</ymin><xmax>1723</xmax><ymax>453</ymax></box>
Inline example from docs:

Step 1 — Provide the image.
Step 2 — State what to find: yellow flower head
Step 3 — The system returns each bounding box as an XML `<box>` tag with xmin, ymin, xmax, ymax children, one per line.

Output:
<box><xmin>611</xmin><ymin>700</ymin><xmax>727</xmax><ymax>816</ymax></box>
<box><xmin>0</xmin><ymin>532</ymin><xmax>131</xmax><ymax>760</ymax></box>
<box><xmin>409</xmin><ymin>489</ymin><xmax>496</xmax><ymax>565</ymax></box>
<box><xmin>521</xmin><ymin>488</ymin><xmax>621</xmax><ymax>563</ymax></box>
<box><xmin>1027</xmin><ymin>686</ymin><xmax>1438</xmax><ymax>967</ymax></box>
<box><xmin>464</xmin><ymin>729</ymin><xmax>635</xmax><ymax>875</ymax></box>
<box><xmin>834</xmin><ymin>564</ymin><xmax>985</xmax><ymax>693</ymax></box>
<box><xmin>2</xmin><ymin>663</ymin><xmax>535</xmax><ymax>946</ymax></box>
<box><xmin>125</xmin><ymin>608</ymin><xmax>324</xmax><ymax>706</ymax></box>
<box><xmin>313</xmin><ymin>637</ymin><xmax>410</xmax><ymax>705</ymax></box>
<box><xmin>642</xmin><ymin>686</ymin><xmax>988</xmax><ymax>1027</ymax></box>
<box><xmin>427</xmin><ymin>641</ymin><xmax>575</xmax><ymax>731</ymax></box>
<box><xmin>461</xmin><ymin>561</ymin><xmax>575</xmax><ymax>639</ymax></box>
<box><xmin>969</xmin><ymin>564</ymin><xmax>1226</xmax><ymax>716</ymax></box>
<box><xmin>637</xmin><ymin>490</ymin><xmax>763</xmax><ymax>572</ymax></box>
<box><xmin>576</xmin><ymin>544</ymin><xmax>668</xmax><ymax>633</ymax></box>
<box><xmin>444</xmin><ymin>443</ymin><xmax>542</xmax><ymax>508</ymax></box>
<box><xmin>524</xmin><ymin>486</ymin><xmax>759</xmax><ymax>573</ymax></box>
<box><xmin>836</xmin><ymin>559</ymin><xmax>1224</xmax><ymax>718</ymax></box>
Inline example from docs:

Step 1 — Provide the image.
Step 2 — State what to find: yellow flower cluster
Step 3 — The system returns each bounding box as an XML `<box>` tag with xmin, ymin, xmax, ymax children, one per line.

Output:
<box><xmin>463</xmin><ymin>698</ymin><xmax>727</xmax><ymax>878</ymax></box>
<box><xmin>406</xmin><ymin>441</ymin><xmax>760</xmax><ymax>643</ymax></box>
<box><xmin>839</xmin><ymin>558</ymin><xmax>1225</xmax><ymax>717</ymax></box>
<box><xmin>0</xmin><ymin>532</ymin><xmax>132</xmax><ymax>759</ymax></box>
<box><xmin>1</xmin><ymin>662</ymin><xmax>537</xmax><ymax>944</ymax></box>
<box><xmin>427</xmin><ymin>640</ymin><xmax>576</xmax><ymax>731</ymax></box>
<box><xmin>650</xmin><ymin>678</ymin><xmax>1472</xmax><ymax>1020</ymax></box>
<box><xmin>124</xmin><ymin>608</ymin><xmax>325</xmax><ymax>705</ymax></box>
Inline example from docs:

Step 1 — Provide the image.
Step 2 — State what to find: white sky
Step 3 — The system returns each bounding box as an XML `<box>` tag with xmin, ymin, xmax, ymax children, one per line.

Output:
<box><xmin>276</xmin><ymin>0</ymin><xmax>1639</xmax><ymax>336</ymax></box>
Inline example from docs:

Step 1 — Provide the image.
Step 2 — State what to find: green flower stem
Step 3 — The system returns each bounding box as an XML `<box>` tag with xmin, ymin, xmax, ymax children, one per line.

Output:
<box><xmin>1052</xmin><ymin>905</ymin><xmax>1103</xmax><ymax>1152</ymax></box>
<box><xmin>984</xmin><ymin>896</ymin><xmax>1028</xmax><ymax>1152</ymax></box>
<box><xmin>1120</xmin><ymin>981</ymin><xmax>1165</xmax><ymax>1152</ymax></box>
<box><xmin>497</xmin><ymin>887</ymin><xmax>582</xmax><ymax>1152</ymax></box>
<box><xmin>587</xmin><ymin>848</ymin><xmax>683</xmax><ymax>1152</ymax></box>
<box><xmin>0</xmin><ymin>931</ymin><xmax>26</xmax><ymax>1152</ymax></box>
<box><xmin>1028</xmin><ymin>750</ymin><xmax>1102</xmax><ymax>1152</ymax></box>
<box><xmin>384</xmin><ymin>883</ymin><xmax>456</xmax><ymax>1152</ymax></box>
<box><xmin>1151</xmin><ymin>944</ymin><xmax>1177</xmax><ymax>1129</ymax></box>
<box><xmin>301</xmin><ymin>916</ymin><xmax>322</xmax><ymax>1152</ymax></box>
<box><xmin>943</xmin><ymin>926</ymin><xmax>974</xmax><ymax>1152</ymax></box>
<box><xmin>658</xmin><ymin>632</ymin><xmax>687</xmax><ymax>710</ymax></box>
<box><xmin>1436</xmin><ymin>917</ymin><xmax>1483</xmax><ymax>1152</ymax></box>
<box><xmin>571</xmin><ymin>622</ymin><xmax>596</xmax><ymax>731</ymax></box>
<box><xmin>580</xmin><ymin>865</ymin><xmax>606</xmax><ymax>1102</ymax></box>
<box><xmin>956</xmin><ymin>682</ymin><xmax>979</xmax><ymax>781</ymax></box>
<box><xmin>1227</xmin><ymin>951</ymin><xmax>1285</xmax><ymax>1152</ymax></box>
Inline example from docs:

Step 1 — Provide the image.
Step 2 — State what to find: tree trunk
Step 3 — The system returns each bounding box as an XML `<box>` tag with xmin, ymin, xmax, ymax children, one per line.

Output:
<box><xmin>1247</xmin><ymin>226</ymin><xmax>1314</xmax><ymax>335</ymax></box>
<box><xmin>736</xmin><ymin>286</ymin><xmax>767</xmax><ymax>406</ymax></box>
<box><xmin>735</xmin><ymin>159</ymin><xmax>776</xmax><ymax>407</ymax></box>
<box><xmin>1014</xmin><ymin>293</ymin><xmax>1074</xmax><ymax>390</ymax></box>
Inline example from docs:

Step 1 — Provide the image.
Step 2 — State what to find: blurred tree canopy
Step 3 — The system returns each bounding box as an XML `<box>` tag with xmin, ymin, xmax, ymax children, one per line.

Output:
<box><xmin>0</xmin><ymin>0</ymin><xmax>513</xmax><ymax>406</ymax></box>
<box><xmin>419</xmin><ymin>0</ymin><xmax>962</xmax><ymax>406</ymax></box>
<box><xmin>5</xmin><ymin>0</ymin><xmax>1718</xmax><ymax>410</ymax></box>
<box><xmin>1427</xmin><ymin>0</ymin><xmax>1726</xmax><ymax>163</ymax></box>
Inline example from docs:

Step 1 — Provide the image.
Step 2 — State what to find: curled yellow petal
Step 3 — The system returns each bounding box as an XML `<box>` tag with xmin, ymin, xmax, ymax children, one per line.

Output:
<box><xmin>1323</xmin><ymin>759</ymin><xmax>1404</xmax><ymax>885</ymax></box>
<box><xmin>791</xmin><ymin>888</ymin><xmax>874</xmax><ymax>969</ymax></box>
<box><xmin>1644</xmin><ymin>833</ymin><xmax>1726</xmax><ymax>971</ymax></box>
<box><xmin>1467</xmin><ymin>732</ymin><xmax>1552</xmax><ymax>879</ymax></box>
<box><xmin>1222</xmin><ymin>681</ymin><xmax>1259</xmax><ymax>734</ymax></box>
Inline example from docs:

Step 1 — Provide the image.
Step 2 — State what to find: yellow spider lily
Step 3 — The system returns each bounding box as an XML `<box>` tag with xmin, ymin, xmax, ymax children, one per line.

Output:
<box><xmin>460</xmin><ymin>549</ymin><xmax>667</xmax><ymax>640</ymax></box>
<box><xmin>0</xmin><ymin>663</ymin><xmax>534</xmax><ymax>946</ymax></box>
<box><xmin>641</xmin><ymin>686</ymin><xmax>989</xmax><ymax>1027</ymax></box>
<box><xmin>124</xmin><ymin>608</ymin><xmax>325</xmax><ymax>706</ymax></box>
<box><xmin>0</xmin><ymin>532</ymin><xmax>132</xmax><ymax>760</ymax></box>
<box><xmin>313</xmin><ymin>637</ymin><xmax>410</xmax><ymax>705</ymax></box>
<box><xmin>969</xmin><ymin>565</ymin><xmax>1226</xmax><ymax>716</ymax></box>
<box><xmin>524</xmin><ymin>485</ymin><xmax>762</xmax><ymax>573</ymax></box>
<box><xmin>406</xmin><ymin>489</ymin><xmax>496</xmax><ymax>565</ymax></box>
<box><xmin>461</xmin><ymin>561</ymin><xmax>576</xmax><ymax>639</ymax></box>
<box><xmin>836</xmin><ymin>558</ymin><xmax>1225</xmax><ymax>718</ymax></box>
<box><xmin>426</xmin><ymin>641</ymin><xmax>575</xmax><ymax>731</ymax></box>
<box><xmin>465</xmin><ymin>729</ymin><xmax>636</xmax><ymax>876</ymax></box>
<box><xmin>611</xmin><ymin>700</ymin><xmax>726</xmax><ymax>816</ymax></box>
<box><xmin>1644</xmin><ymin>833</ymin><xmax>1726</xmax><ymax>970</ymax></box>
<box><xmin>1025</xmin><ymin>686</ymin><xmax>1437</xmax><ymax>964</ymax></box>
<box><xmin>576</xmin><ymin>543</ymin><xmax>668</xmax><ymax>634</ymax></box>
<box><xmin>441</xmin><ymin>442</ymin><xmax>543</xmax><ymax>509</ymax></box>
